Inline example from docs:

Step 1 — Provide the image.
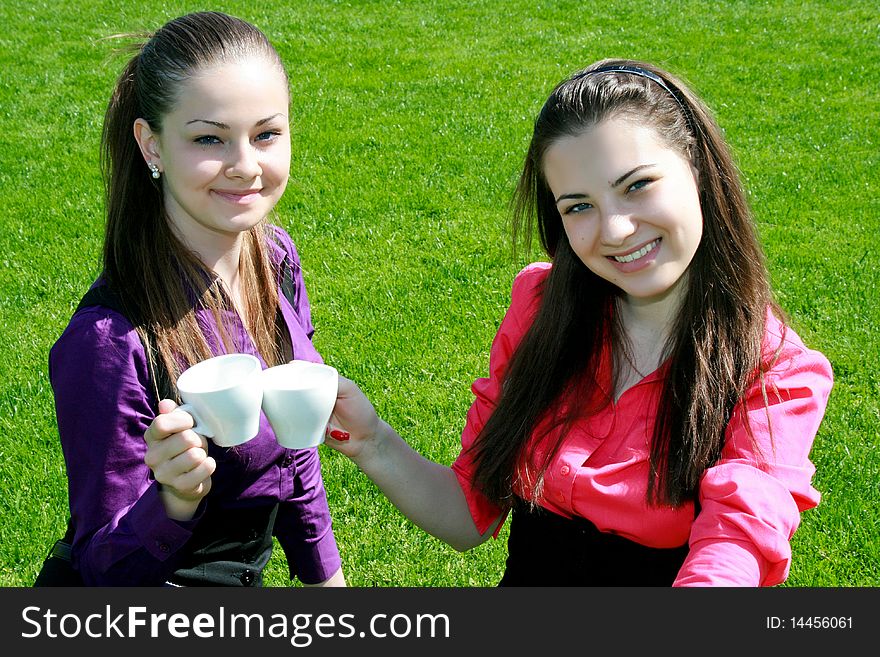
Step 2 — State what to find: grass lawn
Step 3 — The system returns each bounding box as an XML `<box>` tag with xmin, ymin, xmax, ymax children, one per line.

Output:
<box><xmin>0</xmin><ymin>0</ymin><xmax>877</xmax><ymax>587</ymax></box>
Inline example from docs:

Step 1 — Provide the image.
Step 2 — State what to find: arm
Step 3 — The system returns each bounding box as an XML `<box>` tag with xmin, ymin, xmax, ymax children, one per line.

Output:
<box><xmin>323</xmin><ymin>264</ymin><xmax>549</xmax><ymax>550</ymax></box>
<box><xmin>674</xmin><ymin>324</ymin><xmax>834</xmax><ymax>587</ymax></box>
<box><xmin>144</xmin><ymin>399</ymin><xmax>216</xmax><ymax>521</ymax></box>
<box><xmin>267</xmin><ymin>226</ymin><xmax>348</xmax><ymax>581</ymax></box>
<box><xmin>325</xmin><ymin>382</ymin><xmax>500</xmax><ymax>552</ymax></box>
<box><xmin>50</xmin><ymin>308</ymin><xmax>205</xmax><ymax>585</ymax></box>
<box><xmin>269</xmin><ymin>225</ymin><xmax>316</xmax><ymax>340</ymax></box>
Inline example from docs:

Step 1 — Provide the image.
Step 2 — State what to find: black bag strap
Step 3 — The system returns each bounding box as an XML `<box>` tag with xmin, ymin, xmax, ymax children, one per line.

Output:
<box><xmin>280</xmin><ymin>257</ymin><xmax>296</xmax><ymax>311</ymax></box>
<box><xmin>268</xmin><ymin>224</ymin><xmax>299</xmax><ymax>313</ymax></box>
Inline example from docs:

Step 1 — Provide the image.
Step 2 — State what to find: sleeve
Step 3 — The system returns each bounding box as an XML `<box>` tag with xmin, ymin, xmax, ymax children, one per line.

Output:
<box><xmin>450</xmin><ymin>262</ymin><xmax>550</xmax><ymax>535</ymax></box>
<box><xmin>49</xmin><ymin>308</ymin><xmax>200</xmax><ymax>585</ymax></box>
<box><xmin>273</xmin><ymin>447</ymin><xmax>342</xmax><ymax>584</ymax></box>
<box><xmin>673</xmin><ymin>322</ymin><xmax>834</xmax><ymax>587</ymax></box>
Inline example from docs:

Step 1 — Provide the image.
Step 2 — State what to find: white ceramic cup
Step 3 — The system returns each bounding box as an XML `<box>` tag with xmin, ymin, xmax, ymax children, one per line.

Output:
<box><xmin>175</xmin><ymin>353</ymin><xmax>264</xmax><ymax>447</ymax></box>
<box><xmin>260</xmin><ymin>360</ymin><xmax>339</xmax><ymax>449</ymax></box>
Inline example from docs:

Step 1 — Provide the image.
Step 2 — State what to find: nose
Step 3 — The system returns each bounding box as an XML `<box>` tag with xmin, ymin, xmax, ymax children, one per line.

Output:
<box><xmin>599</xmin><ymin>209</ymin><xmax>637</xmax><ymax>246</ymax></box>
<box><xmin>225</xmin><ymin>141</ymin><xmax>262</xmax><ymax>180</ymax></box>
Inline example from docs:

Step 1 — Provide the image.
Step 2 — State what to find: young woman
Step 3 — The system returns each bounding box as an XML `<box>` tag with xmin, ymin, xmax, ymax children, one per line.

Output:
<box><xmin>324</xmin><ymin>59</ymin><xmax>834</xmax><ymax>586</ymax></box>
<box><xmin>48</xmin><ymin>12</ymin><xmax>345</xmax><ymax>586</ymax></box>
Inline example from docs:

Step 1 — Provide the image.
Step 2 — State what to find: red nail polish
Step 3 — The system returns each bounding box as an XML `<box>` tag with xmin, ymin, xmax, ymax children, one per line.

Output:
<box><xmin>329</xmin><ymin>429</ymin><xmax>350</xmax><ymax>441</ymax></box>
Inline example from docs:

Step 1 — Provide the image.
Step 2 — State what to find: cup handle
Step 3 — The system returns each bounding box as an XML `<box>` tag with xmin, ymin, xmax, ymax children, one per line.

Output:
<box><xmin>175</xmin><ymin>403</ymin><xmax>215</xmax><ymax>439</ymax></box>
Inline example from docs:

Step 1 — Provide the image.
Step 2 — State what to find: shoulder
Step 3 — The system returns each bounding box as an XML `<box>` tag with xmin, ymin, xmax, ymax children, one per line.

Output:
<box><xmin>266</xmin><ymin>224</ymin><xmax>303</xmax><ymax>269</ymax></box>
<box><xmin>494</xmin><ymin>262</ymin><xmax>552</xmax><ymax>340</ymax></box>
<box><xmin>510</xmin><ymin>261</ymin><xmax>551</xmax><ymax>304</ymax></box>
<box><xmin>761</xmin><ymin>308</ymin><xmax>833</xmax><ymax>398</ymax></box>
<box><xmin>49</xmin><ymin>297</ymin><xmax>152</xmax><ymax>407</ymax></box>
<box><xmin>50</xmin><ymin>300</ymin><xmax>142</xmax><ymax>369</ymax></box>
<box><xmin>763</xmin><ymin>310</ymin><xmax>832</xmax><ymax>372</ymax></box>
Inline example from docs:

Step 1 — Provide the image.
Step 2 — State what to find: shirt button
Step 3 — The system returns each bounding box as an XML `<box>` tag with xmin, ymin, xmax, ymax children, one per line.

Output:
<box><xmin>156</xmin><ymin>541</ymin><xmax>170</xmax><ymax>553</ymax></box>
<box><xmin>560</xmin><ymin>465</ymin><xmax>570</xmax><ymax>476</ymax></box>
<box><xmin>239</xmin><ymin>570</ymin><xmax>255</xmax><ymax>586</ymax></box>
<box><xmin>282</xmin><ymin>454</ymin><xmax>294</xmax><ymax>467</ymax></box>
<box><xmin>557</xmin><ymin>492</ymin><xmax>565</xmax><ymax>503</ymax></box>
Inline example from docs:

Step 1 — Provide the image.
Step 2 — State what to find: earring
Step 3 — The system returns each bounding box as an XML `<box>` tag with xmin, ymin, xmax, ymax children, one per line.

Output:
<box><xmin>148</xmin><ymin>162</ymin><xmax>161</xmax><ymax>179</ymax></box>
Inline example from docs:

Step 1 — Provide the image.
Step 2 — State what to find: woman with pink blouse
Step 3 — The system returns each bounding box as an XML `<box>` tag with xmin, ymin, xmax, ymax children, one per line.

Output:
<box><xmin>324</xmin><ymin>59</ymin><xmax>833</xmax><ymax>586</ymax></box>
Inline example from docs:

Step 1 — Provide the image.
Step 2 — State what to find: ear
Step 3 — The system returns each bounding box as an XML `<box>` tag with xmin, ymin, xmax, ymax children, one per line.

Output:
<box><xmin>133</xmin><ymin>118</ymin><xmax>162</xmax><ymax>172</ymax></box>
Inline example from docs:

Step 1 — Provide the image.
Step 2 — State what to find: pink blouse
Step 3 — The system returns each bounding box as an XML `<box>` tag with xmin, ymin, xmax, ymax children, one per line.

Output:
<box><xmin>451</xmin><ymin>262</ymin><xmax>833</xmax><ymax>586</ymax></box>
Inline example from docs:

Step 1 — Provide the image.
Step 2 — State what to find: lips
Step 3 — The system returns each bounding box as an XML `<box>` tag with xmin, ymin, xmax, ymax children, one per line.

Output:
<box><xmin>211</xmin><ymin>189</ymin><xmax>263</xmax><ymax>204</ymax></box>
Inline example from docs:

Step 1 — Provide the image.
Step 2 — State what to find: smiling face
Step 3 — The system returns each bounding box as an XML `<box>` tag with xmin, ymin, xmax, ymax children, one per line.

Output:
<box><xmin>134</xmin><ymin>57</ymin><xmax>291</xmax><ymax>250</ymax></box>
<box><xmin>542</xmin><ymin>115</ymin><xmax>703</xmax><ymax>309</ymax></box>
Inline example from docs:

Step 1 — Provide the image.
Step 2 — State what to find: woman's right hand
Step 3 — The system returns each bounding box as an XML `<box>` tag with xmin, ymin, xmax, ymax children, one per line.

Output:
<box><xmin>143</xmin><ymin>399</ymin><xmax>217</xmax><ymax>520</ymax></box>
<box><xmin>323</xmin><ymin>375</ymin><xmax>384</xmax><ymax>461</ymax></box>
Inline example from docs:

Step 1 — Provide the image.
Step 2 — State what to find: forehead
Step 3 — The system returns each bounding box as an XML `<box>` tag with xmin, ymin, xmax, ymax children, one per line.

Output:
<box><xmin>168</xmin><ymin>58</ymin><xmax>289</xmax><ymax>118</ymax></box>
<box><xmin>543</xmin><ymin>117</ymin><xmax>687</xmax><ymax>186</ymax></box>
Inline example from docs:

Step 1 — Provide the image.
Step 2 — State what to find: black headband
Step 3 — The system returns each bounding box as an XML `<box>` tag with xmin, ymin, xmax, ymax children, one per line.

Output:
<box><xmin>579</xmin><ymin>64</ymin><xmax>696</xmax><ymax>134</ymax></box>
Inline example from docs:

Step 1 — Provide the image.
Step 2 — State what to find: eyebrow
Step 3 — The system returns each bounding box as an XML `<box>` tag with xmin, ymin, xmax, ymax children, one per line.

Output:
<box><xmin>612</xmin><ymin>164</ymin><xmax>655</xmax><ymax>188</ymax></box>
<box><xmin>185</xmin><ymin>113</ymin><xmax>287</xmax><ymax>129</ymax></box>
<box><xmin>554</xmin><ymin>163</ymin><xmax>657</xmax><ymax>203</ymax></box>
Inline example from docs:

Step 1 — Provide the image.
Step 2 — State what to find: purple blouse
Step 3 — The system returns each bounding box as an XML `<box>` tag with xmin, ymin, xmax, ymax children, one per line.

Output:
<box><xmin>48</xmin><ymin>226</ymin><xmax>341</xmax><ymax>585</ymax></box>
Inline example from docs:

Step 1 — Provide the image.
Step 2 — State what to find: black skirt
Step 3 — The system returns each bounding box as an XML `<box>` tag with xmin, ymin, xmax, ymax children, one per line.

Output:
<box><xmin>499</xmin><ymin>499</ymin><xmax>689</xmax><ymax>586</ymax></box>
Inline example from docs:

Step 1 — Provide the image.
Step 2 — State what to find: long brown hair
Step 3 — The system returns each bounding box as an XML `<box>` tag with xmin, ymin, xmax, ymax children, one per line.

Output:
<box><xmin>100</xmin><ymin>12</ymin><xmax>290</xmax><ymax>400</ymax></box>
<box><xmin>471</xmin><ymin>59</ymin><xmax>783</xmax><ymax>507</ymax></box>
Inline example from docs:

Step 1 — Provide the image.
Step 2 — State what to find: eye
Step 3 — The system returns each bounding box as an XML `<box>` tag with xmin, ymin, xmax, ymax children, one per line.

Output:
<box><xmin>194</xmin><ymin>135</ymin><xmax>221</xmax><ymax>146</ymax></box>
<box><xmin>562</xmin><ymin>202</ymin><xmax>593</xmax><ymax>215</ymax></box>
<box><xmin>626</xmin><ymin>178</ymin><xmax>652</xmax><ymax>193</ymax></box>
<box><xmin>255</xmin><ymin>130</ymin><xmax>282</xmax><ymax>143</ymax></box>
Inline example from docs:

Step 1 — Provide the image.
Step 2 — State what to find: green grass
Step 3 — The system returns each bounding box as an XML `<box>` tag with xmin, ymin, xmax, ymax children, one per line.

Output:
<box><xmin>1</xmin><ymin>0</ymin><xmax>877</xmax><ymax>587</ymax></box>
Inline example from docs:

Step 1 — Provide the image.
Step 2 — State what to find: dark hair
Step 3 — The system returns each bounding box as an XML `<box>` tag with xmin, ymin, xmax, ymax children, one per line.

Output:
<box><xmin>471</xmin><ymin>58</ymin><xmax>783</xmax><ymax>507</ymax></box>
<box><xmin>100</xmin><ymin>12</ymin><xmax>290</xmax><ymax>397</ymax></box>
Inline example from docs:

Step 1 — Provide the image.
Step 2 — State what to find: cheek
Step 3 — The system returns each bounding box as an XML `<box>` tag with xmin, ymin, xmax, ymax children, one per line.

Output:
<box><xmin>561</xmin><ymin>218</ymin><xmax>597</xmax><ymax>252</ymax></box>
<box><xmin>561</xmin><ymin>222</ymin><xmax>581</xmax><ymax>252</ymax></box>
<box><xmin>171</xmin><ymin>155</ymin><xmax>222</xmax><ymax>185</ymax></box>
<box><xmin>683</xmin><ymin>200</ymin><xmax>704</xmax><ymax>250</ymax></box>
<box><xmin>267</xmin><ymin>150</ymin><xmax>291</xmax><ymax>179</ymax></box>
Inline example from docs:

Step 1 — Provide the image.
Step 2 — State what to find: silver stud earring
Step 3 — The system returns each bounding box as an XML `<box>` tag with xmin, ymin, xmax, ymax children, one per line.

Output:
<box><xmin>148</xmin><ymin>162</ymin><xmax>161</xmax><ymax>179</ymax></box>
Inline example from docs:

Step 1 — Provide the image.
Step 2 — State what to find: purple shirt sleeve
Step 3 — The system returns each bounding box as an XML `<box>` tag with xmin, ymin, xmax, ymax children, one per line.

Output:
<box><xmin>49</xmin><ymin>308</ymin><xmax>199</xmax><ymax>585</ymax></box>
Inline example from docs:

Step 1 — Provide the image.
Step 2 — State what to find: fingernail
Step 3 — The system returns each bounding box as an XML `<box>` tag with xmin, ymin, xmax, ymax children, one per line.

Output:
<box><xmin>329</xmin><ymin>429</ymin><xmax>350</xmax><ymax>441</ymax></box>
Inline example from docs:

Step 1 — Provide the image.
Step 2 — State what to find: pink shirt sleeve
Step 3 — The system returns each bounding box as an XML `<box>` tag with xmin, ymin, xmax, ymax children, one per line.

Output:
<box><xmin>674</xmin><ymin>314</ymin><xmax>833</xmax><ymax>586</ymax></box>
<box><xmin>450</xmin><ymin>263</ymin><xmax>550</xmax><ymax>535</ymax></box>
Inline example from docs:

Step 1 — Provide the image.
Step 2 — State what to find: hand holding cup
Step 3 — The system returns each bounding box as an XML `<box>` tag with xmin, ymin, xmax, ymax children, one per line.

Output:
<box><xmin>322</xmin><ymin>375</ymin><xmax>384</xmax><ymax>461</ymax></box>
<box><xmin>143</xmin><ymin>398</ymin><xmax>217</xmax><ymax>520</ymax></box>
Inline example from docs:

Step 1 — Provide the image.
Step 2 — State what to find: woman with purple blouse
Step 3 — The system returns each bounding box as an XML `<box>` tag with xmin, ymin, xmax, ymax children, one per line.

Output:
<box><xmin>47</xmin><ymin>12</ymin><xmax>345</xmax><ymax>586</ymax></box>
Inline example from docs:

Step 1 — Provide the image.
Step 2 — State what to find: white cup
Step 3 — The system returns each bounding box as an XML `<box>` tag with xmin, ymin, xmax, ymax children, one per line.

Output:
<box><xmin>176</xmin><ymin>353</ymin><xmax>263</xmax><ymax>447</ymax></box>
<box><xmin>260</xmin><ymin>360</ymin><xmax>338</xmax><ymax>449</ymax></box>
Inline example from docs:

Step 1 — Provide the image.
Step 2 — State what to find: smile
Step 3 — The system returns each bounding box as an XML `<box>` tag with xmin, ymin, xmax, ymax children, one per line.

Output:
<box><xmin>211</xmin><ymin>189</ymin><xmax>263</xmax><ymax>204</ymax></box>
<box><xmin>611</xmin><ymin>238</ymin><xmax>660</xmax><ymax>263</ymax></box>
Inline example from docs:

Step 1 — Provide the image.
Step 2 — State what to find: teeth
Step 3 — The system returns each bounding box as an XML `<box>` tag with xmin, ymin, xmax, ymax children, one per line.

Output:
<box><xmin>613</xmin><ymin>239</ymin><xmax>659</xmax><ymax>263</ymax></box>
